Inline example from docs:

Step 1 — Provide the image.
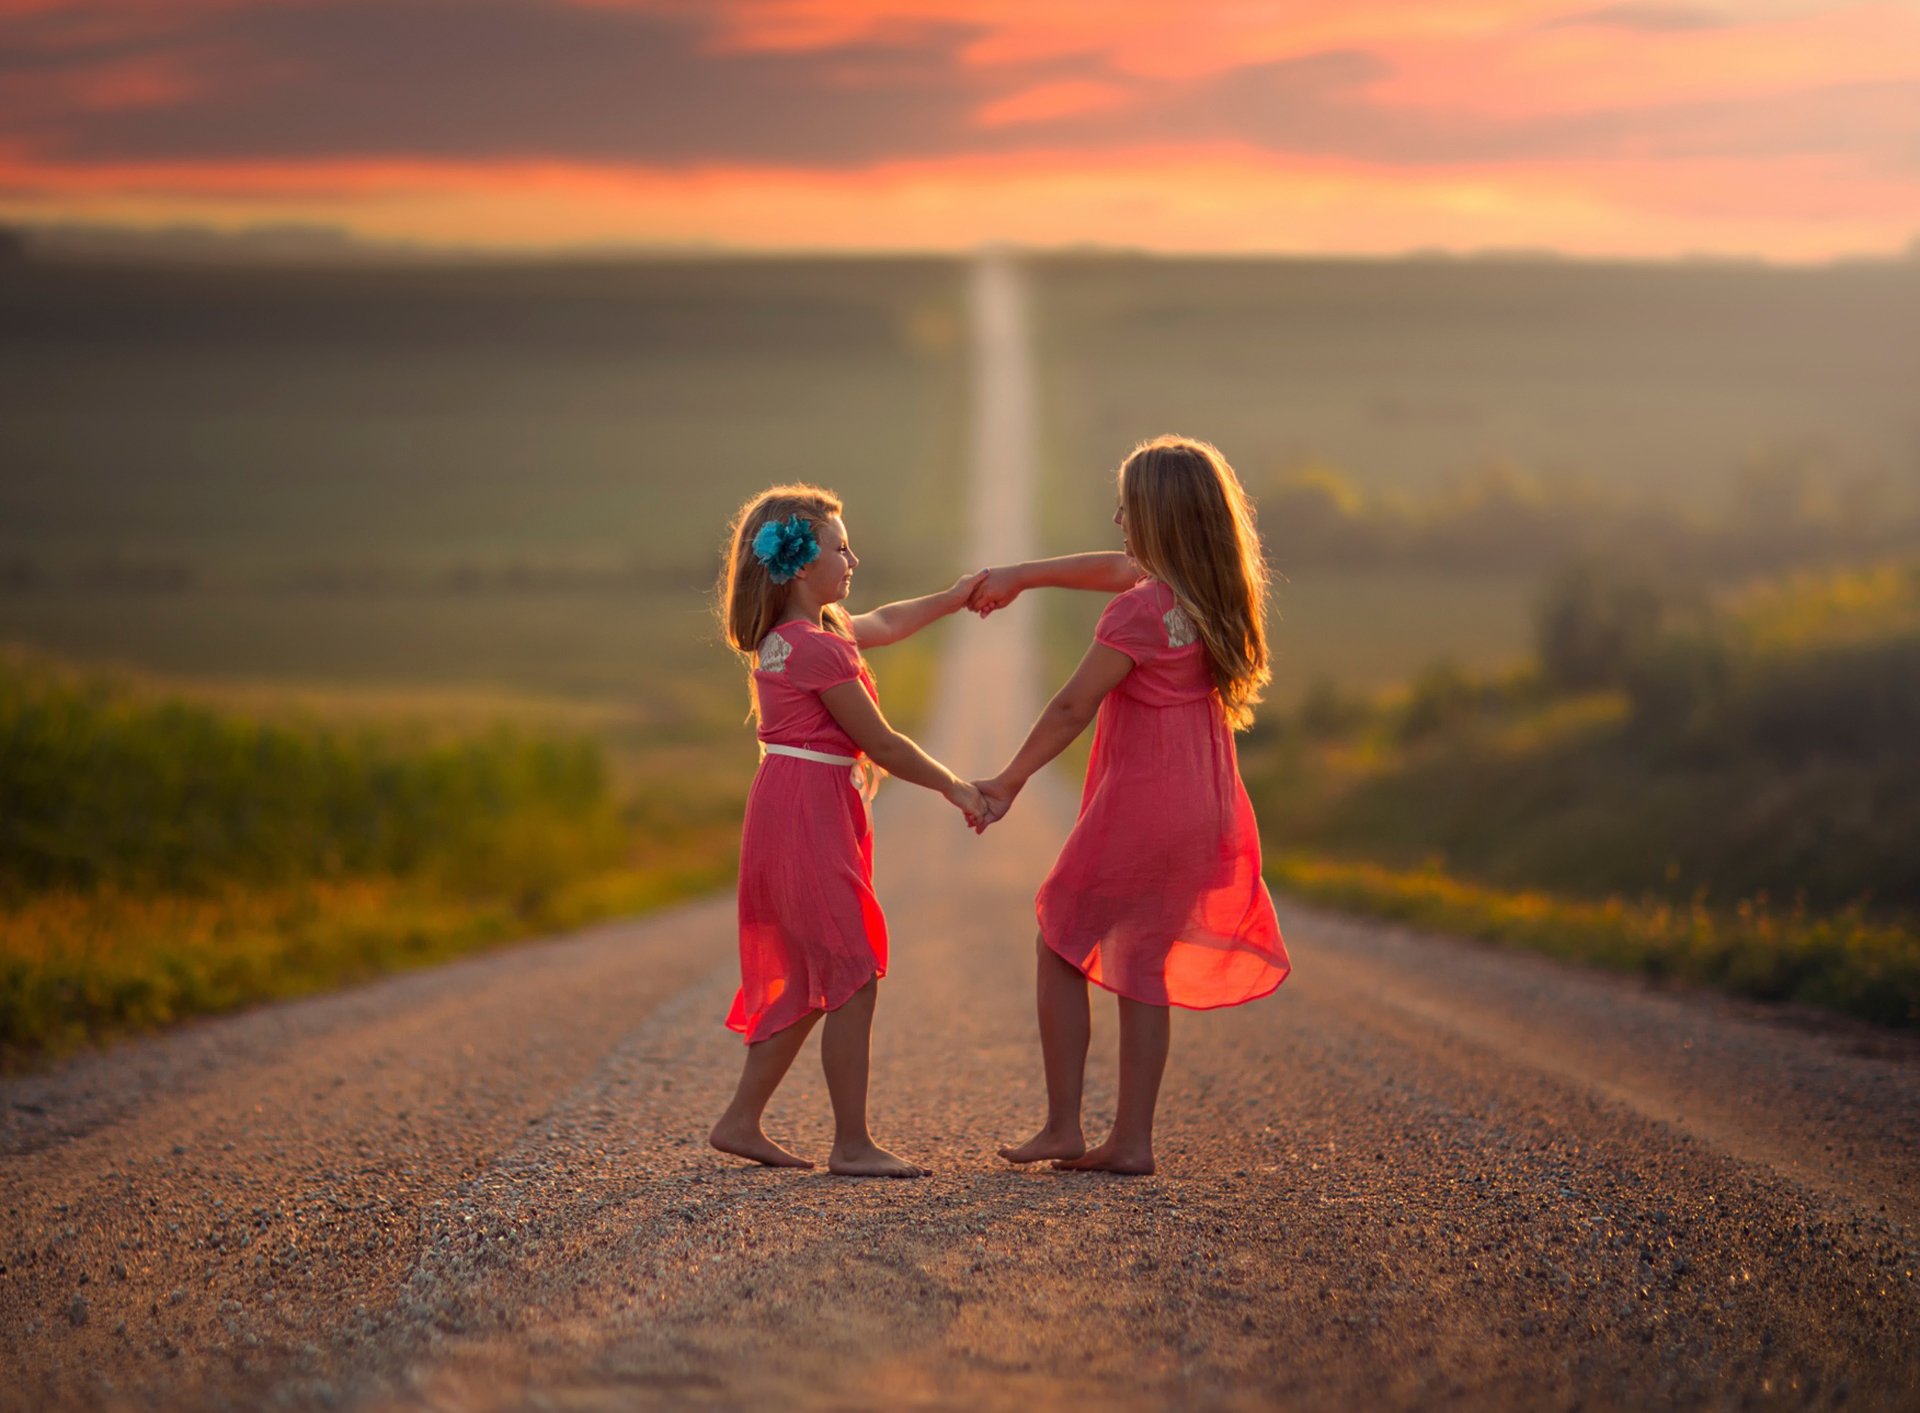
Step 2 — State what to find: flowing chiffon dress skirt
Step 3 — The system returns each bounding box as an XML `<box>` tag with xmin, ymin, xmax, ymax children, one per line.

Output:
<box><xmin>1036</xmin><ymin>580</ymin><xmax>1290</xmax><ymax>1009</ymax></box>
<box><xmin>728</xmin><ymin>619</ymin><xmax>889</xmax><ymax>1043</ymax></box>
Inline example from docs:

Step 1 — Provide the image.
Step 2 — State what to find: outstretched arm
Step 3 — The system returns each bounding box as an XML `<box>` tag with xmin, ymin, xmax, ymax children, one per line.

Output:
<box><xmin>850</xmin><ymin>570</ymin><xmax>986</xmax><ymax>649</ymax></box>
<box><xmin>975</xmin><ymin>642</ymin><xmax>1135</xmax><ymax>815</ymax></box>
<box><xmin>819</xmin><ymin>678</ymin><xmax>988</xmax><ymax>825</ymax></box>
<box><xmin>970</xmin><ymin>552</ymin><xmax>1140</xmax><ymax>615</ymax></box>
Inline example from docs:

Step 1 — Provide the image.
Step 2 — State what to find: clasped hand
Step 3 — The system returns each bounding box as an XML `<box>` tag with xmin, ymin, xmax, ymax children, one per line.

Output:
<box><xmin>948</xmin><ymin>777</ymin><xmax>1014</xmax><ymax>835</ymax></box>
<box><xmin>940</xmin><ymin>569</ymin><xmax>1023</xmax><ymax>831</ymax></box>
<box><xmin>965</xmin><ymin>564</ymin><xmax>1022</xmax><ymax>617</ymax></box>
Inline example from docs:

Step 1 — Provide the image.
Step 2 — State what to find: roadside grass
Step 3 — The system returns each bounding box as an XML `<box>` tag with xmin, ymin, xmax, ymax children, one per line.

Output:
<box><xmin>0</xmin><ymin>833</ymin><xmax>733</xmax><ymax>1066</ymax></box>
<box><xmin>0</xmin><ymin>649</ymin><xmax>743</xmax><ymax>1065</ymax></box>
<box><xmin>1268</xmin><ymin>853</ymin><xmax>1920</xmax><ymax>1029</ymax></box>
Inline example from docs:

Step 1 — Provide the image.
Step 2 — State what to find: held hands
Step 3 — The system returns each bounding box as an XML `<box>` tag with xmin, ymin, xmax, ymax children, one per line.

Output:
<box><xmin>970</xmin><ymin>776</ymin><xmax>1018</xmax><ymax>834</ymax></box>
<box><xmin>946</xmin><ymin>568</ymin><xmax>990</xmax><ymax>613</ymax></box>
<box><xmin>944</xmin><ymin>776</ymin><xmax>1018</xmax><ymax>835</ymax></box>
<box><xmin>967</xmin><ymin>564</ymin><xmax>1023</xmax><ymax>617</ymax></box>
<box><xmin>945</xmin><ymin>778</ymin><xmax>993</xmax><ymax>832</ymax></box>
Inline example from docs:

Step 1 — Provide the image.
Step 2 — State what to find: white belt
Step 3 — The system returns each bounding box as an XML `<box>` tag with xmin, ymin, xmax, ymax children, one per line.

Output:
<box><xmin>760</xmin><ymin>742</ymin><xmax>882</xmax><ymax>801</ymax></box>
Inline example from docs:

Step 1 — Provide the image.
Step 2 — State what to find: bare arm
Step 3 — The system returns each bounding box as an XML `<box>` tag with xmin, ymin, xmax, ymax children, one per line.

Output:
<box><xmin>970</xmin><ymin>552</ymin><xmax>1140</xmax><ymax>615</ymax></box>
<box><xmin>976</xmin><ymin>642</ymin><xmax>1135</xmax><ymax>813</ymax></box>
<box><xmin>850</xmin><ymin>570</ymin><xmax>986</xmax><ymax>649</ymax></box>
<box><xmin>818</xmin><ymin>678</ymin><xmax>988</xmax><ymax>824</ymax></box>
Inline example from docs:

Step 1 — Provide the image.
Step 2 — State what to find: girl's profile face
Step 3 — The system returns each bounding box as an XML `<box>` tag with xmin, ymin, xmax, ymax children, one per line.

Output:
<box><xmin>1113</xmin><ymin>497</ymin><xmax>1132</xmax><ymax>558</ymax></box>
<box><xmin>801</xmin><ymin>515</ymin><xmax>858</xmax><ymax>604</ymax></box>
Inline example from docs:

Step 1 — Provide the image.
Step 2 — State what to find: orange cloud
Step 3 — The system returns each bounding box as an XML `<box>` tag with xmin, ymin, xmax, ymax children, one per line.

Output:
<box><xmin>974</xmin><ymin>80</ymin><xmax>1135</xmax><ymax>128</ymax></box>
<box><xmin>1369</xmin><ymin>3</ymin><xmax>1920</xmax><ymax>113</ymax></box>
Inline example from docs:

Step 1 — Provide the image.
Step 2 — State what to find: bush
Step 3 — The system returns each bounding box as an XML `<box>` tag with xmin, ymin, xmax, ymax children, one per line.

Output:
<box><xmin>1727</xmin><ymin>633</ymin><xmax>1920</xmax><ymax>760</ymax></box>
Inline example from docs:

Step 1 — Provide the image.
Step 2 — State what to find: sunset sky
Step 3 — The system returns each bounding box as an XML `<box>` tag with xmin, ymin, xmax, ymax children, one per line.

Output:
<box><xmin>3</xmin><ymin>0</ymin><xmax>1918</xmax><ymax>259</ymax></box>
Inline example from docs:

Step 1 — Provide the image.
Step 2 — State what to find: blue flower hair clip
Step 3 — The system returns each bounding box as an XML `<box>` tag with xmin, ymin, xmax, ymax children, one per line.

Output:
<box><xmin>751</xmin><ymin>514</ymin><xmax>820</xmax><ymax>584</ymax></box>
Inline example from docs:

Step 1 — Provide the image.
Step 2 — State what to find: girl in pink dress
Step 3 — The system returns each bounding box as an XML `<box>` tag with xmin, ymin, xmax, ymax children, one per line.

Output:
<box><xmin>710</xmin><ymin>483</ymin><xmax>989</xmax><ymax>1178</ymax></box>
<box><xmin>973</xmin><ymin>436</ymin><xmax>1290</xmax><ymax>1175</ymax></box>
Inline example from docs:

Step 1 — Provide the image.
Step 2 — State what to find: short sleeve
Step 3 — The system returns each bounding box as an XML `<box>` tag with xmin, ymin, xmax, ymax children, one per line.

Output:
<box><xmin>1093</xmin><ymin>587</ymin><xmax>1162</xmax><ymax>665</ymax></box>
<box><xmin>787</xmin><ymin>627</ymin><xmax>864</xmax><ymax>694</ymax></box>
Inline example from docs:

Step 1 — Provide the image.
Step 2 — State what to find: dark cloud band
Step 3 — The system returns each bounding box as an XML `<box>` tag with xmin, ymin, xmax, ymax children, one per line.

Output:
<box><xmin>2</xmin><ymin>0</ymin><xmax>1913</xmax><ymax>175</ymax></box>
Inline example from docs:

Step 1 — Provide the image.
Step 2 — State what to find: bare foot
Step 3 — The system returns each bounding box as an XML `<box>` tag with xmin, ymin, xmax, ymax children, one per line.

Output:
<box><xmin>709</xmin><ymin>1118</ymin><xmax>813</xmax><ymax>1169</ymax></box>
<box><xmin>1052</xmin><ymin>1139</ymin><xmax>1154</xmax><ymax>1175</ymax></box>
<box><xmin>828</xmin><ymin>1141</ymin><xmax>928</xmax><ymax>1178</ymax></box>
<box><xmin>997</xmin><ymin>1126</ymin><xmax>1086</xmax><ymax>1164</ymax></box>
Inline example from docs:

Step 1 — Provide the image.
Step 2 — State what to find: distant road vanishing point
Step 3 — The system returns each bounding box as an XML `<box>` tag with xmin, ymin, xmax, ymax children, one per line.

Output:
<box><xmin>2</xmin><ymin>253</ymin><xmax>1917</xmax><ymax>1411</ymax></box>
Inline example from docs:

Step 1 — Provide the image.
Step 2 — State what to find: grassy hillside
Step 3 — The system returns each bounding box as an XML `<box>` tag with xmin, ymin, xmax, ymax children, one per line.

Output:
<box><xmin>1246</xmin><ymin>562</ymin><xmax>1920</xmax><ymax>1025</ymax></box>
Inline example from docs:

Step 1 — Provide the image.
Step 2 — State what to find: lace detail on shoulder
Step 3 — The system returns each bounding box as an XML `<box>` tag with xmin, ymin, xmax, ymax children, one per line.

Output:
<box><xmin>758</xmin><ymin>634</ymin><xmax>793</xmax><ymax>673</ymax></box>
<box><xmin>1163</xmin><ymin>603</ymin><xmax>1197</xmax><ymax>648</ymax></box>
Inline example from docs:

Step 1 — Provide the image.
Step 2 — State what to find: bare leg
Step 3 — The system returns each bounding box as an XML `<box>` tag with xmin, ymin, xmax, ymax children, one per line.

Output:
<box><xmin>822</xmin><ymin>977</ymin><xmax>926</xmax><ymax>1178</ymax></box>
<box><xmin>999</xmin><ymin>936</ymin><xmax>1089</xmax><ymax>1163</ymax></box>
<box><xmin>1056</xmin><ymin>996</ymin><xmax>1167</xmax><ymax>1174</ymax></box>
<box><xmin>710</xmin><ymin>1011</ymin><xmax>821</xmax><ymax>1168</ymax></box>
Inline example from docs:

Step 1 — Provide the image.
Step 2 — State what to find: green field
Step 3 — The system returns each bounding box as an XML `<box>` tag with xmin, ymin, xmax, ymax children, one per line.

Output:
<box><xmin>0</xmin><ymin>257</ymin><xmax>971</xmax><ymax>749</ymax></box>
<box><xmin>1030</xmin><ymin>254</ymin><xmax>1920</xmax><ymax>513</ymax></box>
<box><xmin>1029</xmin><ymin>253</ymin><xmax>1920</xmax><ymax>695</ymax></box>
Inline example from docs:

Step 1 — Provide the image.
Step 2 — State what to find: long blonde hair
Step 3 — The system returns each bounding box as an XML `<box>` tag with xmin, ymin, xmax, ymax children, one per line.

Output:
<box><xmin>716</xmin><ymin>484</ymin><xmax>856</xmax><ymax>715</ymax></box>
<box><xmin>1118</xmin><ymin>436</ymin><xmax>1272</xmax><ymax>731</ymax></box>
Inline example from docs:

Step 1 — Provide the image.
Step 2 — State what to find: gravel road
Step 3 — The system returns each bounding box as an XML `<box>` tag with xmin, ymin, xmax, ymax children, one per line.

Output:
<box><xmin>5</xmin><ymin>256</ymin><xmax>1916</xmax><ymax>1410</ymax></box>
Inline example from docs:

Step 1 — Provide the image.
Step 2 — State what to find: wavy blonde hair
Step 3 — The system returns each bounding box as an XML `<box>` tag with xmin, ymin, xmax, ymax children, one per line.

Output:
<box><xmin>716</xmin><ymin>484</ymin><xmax>856</xmax><ymax>716</ymax></box>
<box><xmin>1118</xmin><ymin>436</ymin><xmax>1272</xmax><ymax>731</ymax></box>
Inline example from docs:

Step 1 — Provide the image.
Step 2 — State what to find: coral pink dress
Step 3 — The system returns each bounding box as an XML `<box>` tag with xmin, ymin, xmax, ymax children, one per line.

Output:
<box><xmin>729</xmin><ymin>618</ymin><xmax>888</xmax><ymax>1043</ymax></box>
<box><xmin>1036</xmin><ymin>580</ymin><xmax>1290</xmax><ymax>1009</ymax></box>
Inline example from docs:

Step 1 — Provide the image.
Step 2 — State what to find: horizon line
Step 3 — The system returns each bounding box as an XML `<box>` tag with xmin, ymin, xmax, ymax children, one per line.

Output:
<box><xmin>8</xmin><ymin>219</ymin><xmax>1920</xmax><ymax>271</ymax></box>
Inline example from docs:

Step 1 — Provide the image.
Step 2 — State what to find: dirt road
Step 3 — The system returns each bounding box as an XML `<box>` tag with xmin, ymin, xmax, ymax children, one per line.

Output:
<box><xmin>4</xmin><ymin>257</ymin><xmax>1917</xmax><ymax>1410</ymax></box>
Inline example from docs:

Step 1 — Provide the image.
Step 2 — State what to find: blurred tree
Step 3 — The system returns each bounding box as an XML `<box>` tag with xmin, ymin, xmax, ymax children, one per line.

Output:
<box><xmin>1400</xmin><ymin>660</ymin><xmax>1478</xmax><ymax>740</ymax></box>
<box><xmin>1621</xmin><ymin>630</ymin><xmax>1735</xmax><ymax>740</ymax></box>
<box><xmin>1535</xmin><ymin>561</ymin><xmax>1671</xmax><ymax>691</ymax></box>
<box><xmin>1297</xmin><ymin>676</ymin><xmax>1372</xmax><ymax>740</ymax></box>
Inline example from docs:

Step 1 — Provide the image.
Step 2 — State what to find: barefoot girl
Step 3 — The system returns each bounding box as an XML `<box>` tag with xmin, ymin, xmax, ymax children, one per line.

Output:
<box><xmin>973</xmin><ymin>436</ymin><xmax>1290</xmax><ymax>1175</ymax></box>
<box><xmin>710</xmin><ymin>484</ymin><xmax>989</xmax><ymax>1178</ymax></box>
